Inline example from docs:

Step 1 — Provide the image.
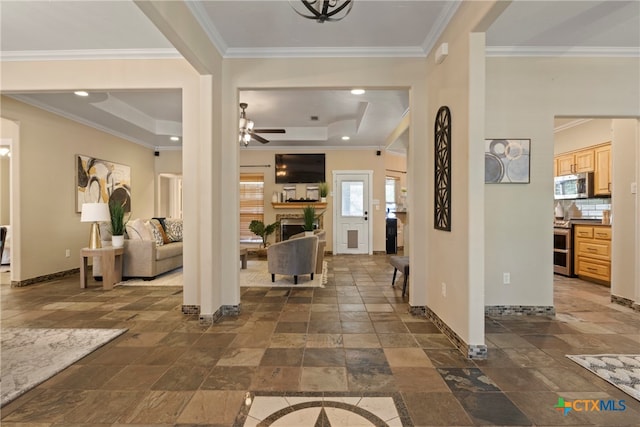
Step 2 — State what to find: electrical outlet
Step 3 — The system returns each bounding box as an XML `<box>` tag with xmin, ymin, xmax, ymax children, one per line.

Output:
<box><xmin>441</xmin><ymin>282</ymin><xmax>446</xmax><ymax>297</ymax></box>
<box><xmin>503</xmin><ymin>272</ymin><xmax>511</xmax><ymax>285</ymax></box>
<box><xmin>65</xmin><ymin>249</ymin><xmax>71</xmax><ymax>258</ymax></box>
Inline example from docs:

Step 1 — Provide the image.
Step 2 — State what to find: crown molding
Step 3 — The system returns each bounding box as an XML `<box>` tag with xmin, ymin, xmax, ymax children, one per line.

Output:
<box><xmin>422</xmin><ymin>0</ymin><xmax>462</xmax><ymax>56</ymax></box>
<box><xmin>184</xmin><ymin>1</ymin><xmax>228</xmax><ymax>55</ymax></box>
<box><xmin>486</xmin><ymin>46</ymin><xmax>640</xmax><ymax>58</ymax></box>
<box><xmin>0</xmin><ymin>48</ymin><xmax>181</xmax><ymax>62</ymax></box>
<box><xmin>9</xmin><ymin>94</ymin><xmax>157</xmax><ymax>150</ymax></box>
<box><xmin>223</xmin><ymin>46</ymin><xmax>426</xmax><ymax>59</ymax></box>
<box><xmin>554</xmin><ymin>118</ymin><xmax>593</xmax><ymax>133</ymax></box>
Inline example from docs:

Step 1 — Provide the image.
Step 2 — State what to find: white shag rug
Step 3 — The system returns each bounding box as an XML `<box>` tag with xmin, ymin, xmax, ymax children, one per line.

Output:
<box><xmin>241</xmin><ymin>260</ymin><xmax>327</xmax><ymax>288</ymax></box>
<box><xmin>566</xmin><ymin>354</ymin><xmax>640</xmax><ymax>401</ymax></box>
<box><xmin>1</xmin><ymin>328</ymin><xmax>127</xmax><ymax>406</ymax></box>
<box><xmin>117</xmin><ymin>268</ymin><xmax>183</xmax><ymax>287</ymax></box>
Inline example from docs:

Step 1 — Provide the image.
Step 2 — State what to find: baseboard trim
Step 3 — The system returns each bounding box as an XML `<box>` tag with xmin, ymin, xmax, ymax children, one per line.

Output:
<box><xmin>611</xmin><ymin>294</ymin><xmax>639</xmax><ymax>312</ymax></box>
<box><xmin>411</xmin><ymin>305</ymin><xmax>488</xmax><ymax>360</ymax></box>
<box><xmin>485</xmin><ymin>305</ymin><xmax>555</xmax><ymax>316</ymax></box>
<box><xmin>198</xmin><ymin>304</ymin><xmax>241</xmax><ymax>324</ymax></box>
<box><xmin>11</xmin><ymin>268</ymin><xmax>80</xmax><ymax>287</ymax></box>
<box><xmin>181</xmin><ymin>305</ymin><xmax>200</xmax><ymax>315</ymax></box>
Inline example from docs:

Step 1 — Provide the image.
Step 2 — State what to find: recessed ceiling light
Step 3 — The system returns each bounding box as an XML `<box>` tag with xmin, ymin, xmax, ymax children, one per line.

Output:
<box><xmin>342</xmin><ymin>136</ymin><xmax>350</xmax><ymax>141</ymax></box>
<box><xmin>351</xmin><ymin>89</ymin><xmax>365</xmax><ymax>95</ymax></box>
<box><xmin>170</xmin><ymin>136</ymin><xmax>180</xmax><ymax>142</ymax></box>
<box><xmin>74</xmin><ymin>91</ymin><xmax>89</xmax><ymax>97</ymax></box>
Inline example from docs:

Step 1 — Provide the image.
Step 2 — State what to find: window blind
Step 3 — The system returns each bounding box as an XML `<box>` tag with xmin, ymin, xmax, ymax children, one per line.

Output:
<box><xmin>240</xmin><ymin>173</ymin><xmax>264</xmax><ymax>242</ymax></box>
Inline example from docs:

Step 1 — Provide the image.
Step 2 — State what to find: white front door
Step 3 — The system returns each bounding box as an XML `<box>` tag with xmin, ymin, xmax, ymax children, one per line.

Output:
<box><xmin>333</xmin><ymin>171</ymin><xmax>372</xmax><ymax>254</ymax></box>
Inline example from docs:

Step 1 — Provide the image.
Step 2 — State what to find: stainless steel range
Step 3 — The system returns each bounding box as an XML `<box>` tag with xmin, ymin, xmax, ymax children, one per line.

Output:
<box><xmin>553</xmin><ymin>220</ymin><xmax>572</xmax><ymax>276</ymax></box>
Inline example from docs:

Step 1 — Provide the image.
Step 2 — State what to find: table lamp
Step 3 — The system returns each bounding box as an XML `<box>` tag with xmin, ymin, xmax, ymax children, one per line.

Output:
<box><xmin>81</xmin><ymin>203</ymin><xmax>110</xmax><ymax>249</ymax></box>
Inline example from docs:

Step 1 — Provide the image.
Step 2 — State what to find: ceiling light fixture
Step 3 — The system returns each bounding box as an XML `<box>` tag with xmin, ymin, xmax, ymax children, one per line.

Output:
<box><xmin>289</xmin><ymin>0</ymin><xmax>354</xmax><ymax>23</ymax></box>
<box><xmin>74</xmin><ymin>91</ymin><xmax>89</xmax><ymax>97</ymax></box>
<box><xmin>238</xmin><ymin>103</ymin><xmax>254</xmax><ymax>147</ymax></box>
<box><xmin>170</xmin><ymin>136</ymin><xmax>180</xmax><ymax>142</ymax></box>
<box><xmin>342</xmin><ymin>136</ymin><xmax>350</xmax><ymax>141</ymax></box>
<box><xmin>351</xmin><ymin>89</ymin><xmax>365</xmax><ymax>95</ymax></box>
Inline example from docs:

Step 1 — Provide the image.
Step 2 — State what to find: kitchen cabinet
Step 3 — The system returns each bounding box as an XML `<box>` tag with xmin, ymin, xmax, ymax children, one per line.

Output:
<box><xmin>555</xmin><ymin>149</ymin><xmax>594</xmax><ymax>176</ymax></box>
<box><xmin>594</xmin><ymin>144</ymin><xmax>612</xmax><ymax>195</ymax></box>
<box><xmin>574</xmin><ymin>224</ymin><xmax>611</xmax><ymax>285</ymax></box>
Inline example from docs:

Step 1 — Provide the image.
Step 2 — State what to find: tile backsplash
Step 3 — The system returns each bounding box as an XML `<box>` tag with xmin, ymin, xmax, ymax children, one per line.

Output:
<box><xmin>555</xmin><ymin>198</ymin><xmax>611</xmax><ymax>219</ymax></box>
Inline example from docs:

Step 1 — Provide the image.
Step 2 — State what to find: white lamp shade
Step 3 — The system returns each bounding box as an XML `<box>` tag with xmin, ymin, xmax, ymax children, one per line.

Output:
<box><xmin>81</xmin><ymin>203</ymin><xmax>110</xmax><ymax>222</ymax></box>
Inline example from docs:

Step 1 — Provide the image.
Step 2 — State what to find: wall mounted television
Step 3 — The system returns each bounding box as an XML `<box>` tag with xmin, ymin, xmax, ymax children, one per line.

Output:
<box><xmin>275</xmin><ymin>153</ymin><xmax>326</xmax><ymax>184</ymax></box>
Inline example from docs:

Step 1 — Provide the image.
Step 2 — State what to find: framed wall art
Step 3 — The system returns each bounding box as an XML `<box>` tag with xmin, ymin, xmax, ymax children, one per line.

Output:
<box><xmin>434</xmin><ymin>106</ymin><xmax>452</xmax><ymax>231</ymax></box>
<box><xmin>76</xmin><ymin>154</ymin><xmax>131</xmax><ymax>212</ymax></box>
<box><xmin>484</xmin><ymin>139</ymin><xmax>530</xmax><ymax>184</ymax></box>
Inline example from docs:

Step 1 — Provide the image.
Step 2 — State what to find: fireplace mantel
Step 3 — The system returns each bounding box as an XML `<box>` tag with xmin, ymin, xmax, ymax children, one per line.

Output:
<box><xmin>272</xmin><ymin>202</ymin><xmax>327</xmax><ymax>209</ymax></box>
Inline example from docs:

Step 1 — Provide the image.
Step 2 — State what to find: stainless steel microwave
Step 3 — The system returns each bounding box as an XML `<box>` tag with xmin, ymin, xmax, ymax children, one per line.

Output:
<box><xmin>554</xmin><ymin>172</ymin><xmax>594</xmax><ymax>199</ymax></box>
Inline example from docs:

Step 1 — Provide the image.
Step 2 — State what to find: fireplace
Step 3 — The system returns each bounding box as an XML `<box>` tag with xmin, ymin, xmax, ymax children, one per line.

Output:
<box><xmin>276</xmin><ymin>214</ymin><xmax>323</xmax><ymax>242</ymax></box>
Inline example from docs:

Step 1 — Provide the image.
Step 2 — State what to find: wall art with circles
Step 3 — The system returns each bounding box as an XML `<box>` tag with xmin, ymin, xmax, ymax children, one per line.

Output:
<box><xmin>484</xmin><ymin>139</ymin><xmax>530</xmax><ymax>184</ymax></box>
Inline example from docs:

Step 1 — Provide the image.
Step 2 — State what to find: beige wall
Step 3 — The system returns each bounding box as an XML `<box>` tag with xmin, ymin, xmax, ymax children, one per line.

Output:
<box><xmin>0</xmin><ymin>59</ymin><xmax>202</xmax><ymax>292</ymax></box>
<box><xmin>611</xmin><ymin>119</ymin><xmax>639</xmax><ymax>302</ymax></box>
<box><xmin>240</xmin><ymin>148</ymin><xmax>389</xmax><ymax>252</ymax></box>
<box><xmin>0</xmin><ymin>96</ymin><xmax>155</xmax><ymax>281</ymax></box>
<box><xmin>486</xmin><ymin>57</ymin><xmax>640</xmax><ymax>307</ymax></box>
<box><xmin>0</xmin><ymin>149</ymin><xmax>9</xmax><ymax>224</ymax></box>
<box><xmin>384</xmin><ymin>152</ymin><xmax>407</xmax><ymax>247</ymax></box>
<box><xmin>554</xmin><ymin>119</ymin><xmax>612</xmax><ymax>154</ymax></box>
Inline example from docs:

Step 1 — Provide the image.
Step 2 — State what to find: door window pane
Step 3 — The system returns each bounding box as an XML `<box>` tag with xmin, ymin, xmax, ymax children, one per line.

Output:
<box><xmin>341</xmin><ymin>181</ymin><xmax>364</xmax><ymax>216</ymax></box>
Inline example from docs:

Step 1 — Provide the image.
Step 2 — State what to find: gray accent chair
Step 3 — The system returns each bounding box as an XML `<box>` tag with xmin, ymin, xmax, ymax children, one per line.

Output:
<box><xmin>267</xmin><ymin>235</ymin><xmax>318</xmax><ymax>284</ymax></box>
<box><xmin>290</xmin><ymin>229</ymin><xmax>326</xmax><ymax>274</ymax></box>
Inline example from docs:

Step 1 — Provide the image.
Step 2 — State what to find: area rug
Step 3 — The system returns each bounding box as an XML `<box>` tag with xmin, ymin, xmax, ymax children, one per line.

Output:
<box><xmin>240</xmin><ymin>260</ymin><xmax>327</xmax><ymax>288</ymax></box>
<box><xmin>1</xmin><ymin>328</ymin><xmax>127</xmax><ymax>406</ymax></box>
<box><xmin>566</xmin><ymin>354</ymin><xmax>640</xmax><ymax>401</ymax></box>
<box><xmin>117</xmin><ymin>267</ymin><xmax>183</xmax><ymax>287</ymax></box>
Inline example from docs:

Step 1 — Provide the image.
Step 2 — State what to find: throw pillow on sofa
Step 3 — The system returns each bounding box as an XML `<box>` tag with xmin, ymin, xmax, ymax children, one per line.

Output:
<box><xmin>147</xmin><ymin>219</ymin><xmax>166</xmax><ymax>246</ymax></box>
<box><xmin>164</xmin><ymin>219</ymin><xmax>183</xmax><ymax>242</ymax></box>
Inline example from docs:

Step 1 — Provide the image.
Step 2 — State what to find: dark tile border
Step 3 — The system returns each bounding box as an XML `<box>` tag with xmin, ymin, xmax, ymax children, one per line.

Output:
<box><xmin>611</xmin><ymin>294</ymin><xmax>640</xmax><ymax>312</ymax></box>
<box><xmin>233</xmin><ymin>391</ymin><xmax>413</xmax><ymax>427</ymax></box>
<box><xmin>413</xmin><ymin>305</ymin><xmax>488</xmax><ymax>360</ymax></box>
<box><xmin>11</xmin><ymin>268</ymin><xmax>80</xmax><ymax>287</ymax></box>
<box><xmin>199</xmin><ymin>304</ymin><xmax>241</xmax><ymax>324</ymax></box>
<box><xmin>485</xmin><ymin>305</ymin><xmax>555</xmax><ymax>316</ymax></box>
<box><xmin>181</xmin><ymin>304</ymin><xmax>200</xmax><ymax>315</ymax></box>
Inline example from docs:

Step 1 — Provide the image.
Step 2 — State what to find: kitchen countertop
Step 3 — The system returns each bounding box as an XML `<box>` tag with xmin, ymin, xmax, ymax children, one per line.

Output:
<box><xmin>570</xmin><ymin>219</ymin><xmax>611</xmax><ymax>227</ymax></box>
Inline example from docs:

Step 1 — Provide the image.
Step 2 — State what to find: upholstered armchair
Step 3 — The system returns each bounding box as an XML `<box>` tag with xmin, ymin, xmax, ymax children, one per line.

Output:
<box><xmin>267</xmin><ymin>235</ymin><xmax>318</xmax><ymax>284</ymax></box>
<box><xmin>290</xmin><ymin>229</ymin><xmax>326</xmax><ymax>274</ymax></box>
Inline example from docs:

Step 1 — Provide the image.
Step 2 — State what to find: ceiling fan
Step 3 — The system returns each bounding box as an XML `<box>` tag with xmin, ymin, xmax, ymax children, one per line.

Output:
<box><xmin>239</xmin><ymin>102</ymin><xmax>285</xmax><ymax>146</ymax></box>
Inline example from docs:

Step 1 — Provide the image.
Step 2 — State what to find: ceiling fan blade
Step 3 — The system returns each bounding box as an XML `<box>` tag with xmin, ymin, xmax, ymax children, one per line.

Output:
<box><xmin>253</xmin><ymin>129</ymin><xmax>286</xmax><ymax>134</ymax></box>
<box><xmin>251</xmin><ymin>133</ymin><xmax>270</xmax><ymax>144</ymax></box>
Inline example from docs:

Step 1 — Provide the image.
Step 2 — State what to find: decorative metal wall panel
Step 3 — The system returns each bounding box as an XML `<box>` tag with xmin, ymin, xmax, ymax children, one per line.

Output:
<box><xmin>434</xmin><ymin>106</ymin><xmax>451</xmax><ymax>231</ymax></box>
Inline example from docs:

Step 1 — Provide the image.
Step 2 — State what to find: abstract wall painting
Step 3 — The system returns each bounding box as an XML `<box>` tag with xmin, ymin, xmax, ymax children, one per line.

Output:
<box><xmin>484</xmin><ymin>139</ymin><xmax>531</xmax><ymax>184</ymax></box>
<box><xmin>76</xmin><ymin>155</ymin><xmax>131</xmax><ymax>212</ymax></box>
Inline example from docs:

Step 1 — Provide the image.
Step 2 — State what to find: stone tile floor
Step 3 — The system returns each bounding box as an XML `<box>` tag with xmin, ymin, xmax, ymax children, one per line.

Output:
<box><xmin>1</xmin><ymin>254</ymin><xmax>639</xmax><ymax>426</ymax></box>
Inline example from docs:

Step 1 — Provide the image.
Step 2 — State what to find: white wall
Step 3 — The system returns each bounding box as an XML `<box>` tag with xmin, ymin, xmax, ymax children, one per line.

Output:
<box><xmin>486</xmin><ymin>57</ymin><xmax>640</xmax><ymax>308</ymax></box>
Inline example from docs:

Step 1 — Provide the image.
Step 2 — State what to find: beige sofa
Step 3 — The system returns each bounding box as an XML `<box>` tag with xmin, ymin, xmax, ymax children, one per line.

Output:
<box><xmin>93</xmin><ymin>218</ymin><xmax>183</xmax><ymax>280</ymax></box>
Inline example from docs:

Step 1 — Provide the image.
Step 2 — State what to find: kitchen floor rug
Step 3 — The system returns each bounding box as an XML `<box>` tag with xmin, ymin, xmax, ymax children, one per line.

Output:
<box><xmin>1</xmin><ymin>328</ymin><xmax>127</xmax><ymax>406</ymax></box>
<box><xmin>566</xmin><ymin>354</ymin><xmax>640</xmax><ymax>401</ymax></box>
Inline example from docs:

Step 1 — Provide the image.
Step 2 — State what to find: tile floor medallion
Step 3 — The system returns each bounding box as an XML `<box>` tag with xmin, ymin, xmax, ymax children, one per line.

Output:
<box><xmin>234</xmin><ymin>392</ymin><xmax>412</xmax><ymax>427</ymax></box>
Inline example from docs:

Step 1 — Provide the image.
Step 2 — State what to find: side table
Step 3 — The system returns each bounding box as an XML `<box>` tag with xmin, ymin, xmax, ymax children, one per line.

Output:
<box><xmin>80</xmin><ymin>247</ymin><xmax>124</xmax><ymax>290</ymax></box>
